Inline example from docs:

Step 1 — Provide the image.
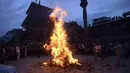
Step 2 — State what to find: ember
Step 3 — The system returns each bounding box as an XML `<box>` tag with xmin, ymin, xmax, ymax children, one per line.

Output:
<box><xmin>43</xmin><ymin>6</ymin><xmax>81</xmax><ymax>67</ymax></box>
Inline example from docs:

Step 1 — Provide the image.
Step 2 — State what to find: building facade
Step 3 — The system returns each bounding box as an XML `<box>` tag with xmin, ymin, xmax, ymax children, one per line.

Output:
<box><xmin>89</xmin><ymin>15</ymin><xmax>130</xmax><ymax>43</ymax></box>
<box><xmin>21</xmin><ymin>2</ymin><xmax>53</xmax><ymax>43</ymax></box>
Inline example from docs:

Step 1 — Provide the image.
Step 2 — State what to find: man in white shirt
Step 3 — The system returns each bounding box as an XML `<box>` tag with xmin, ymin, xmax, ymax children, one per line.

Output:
<box><xmin>16</xmin><ymin>45</ymin><xmax>20</xmax><ymax>60</ymax></box>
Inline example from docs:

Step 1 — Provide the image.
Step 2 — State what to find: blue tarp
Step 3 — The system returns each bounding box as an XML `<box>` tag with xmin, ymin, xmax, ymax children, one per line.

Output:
<box><xmin>0</xmin><ymin>64</ymin><xmax>17</xmax><ymax>73</ymax></box>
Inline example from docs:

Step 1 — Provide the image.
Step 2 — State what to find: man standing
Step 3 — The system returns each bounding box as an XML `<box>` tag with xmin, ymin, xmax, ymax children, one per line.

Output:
<box><xmin>16</xmin><ymin>44</ymin><xmax>20</xmax><ymax>60</ymax></box>
<box><xmin>24</xmin><ymin>46</ymin><xmax>27</xmax><ymax>58</ymax></box>
<box><xmin>94</xmin><ymin>43</ymin><xmax>104</xmax><ymax>60</ymax></box>
<box><xmin>2</xmin><ymin>47</ymin><xmax>5</xmax><ymax>56</ymax></box>
<box><xmin>21</xmin><ymin>45</ymin><xmax>27</xmax><ymax>58</ymax></box>
<box><xmin>113</xmin><ymin>41</ymin><xmax>125</xmax><ymax>66</ymax></box>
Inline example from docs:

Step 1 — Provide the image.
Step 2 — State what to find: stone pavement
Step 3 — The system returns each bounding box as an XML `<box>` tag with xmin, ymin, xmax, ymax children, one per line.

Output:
<box><xmin>9</xmin><ymin>55</ymin><xmax>130</xmax><ymax>73</ymax></box>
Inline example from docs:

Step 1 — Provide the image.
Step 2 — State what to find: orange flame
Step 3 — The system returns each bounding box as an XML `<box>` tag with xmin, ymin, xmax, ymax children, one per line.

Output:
<box><xmin>43</xmin><ymin>6</ymin><xmax>81</xmax><ymax>67</ymax></box>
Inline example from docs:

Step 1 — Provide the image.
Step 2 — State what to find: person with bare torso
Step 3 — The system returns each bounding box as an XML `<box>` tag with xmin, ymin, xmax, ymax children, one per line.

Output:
<box><xmin>94</xmin><ymin>43</ymin><xmax>104</xmax><ymax>60</ymax></box>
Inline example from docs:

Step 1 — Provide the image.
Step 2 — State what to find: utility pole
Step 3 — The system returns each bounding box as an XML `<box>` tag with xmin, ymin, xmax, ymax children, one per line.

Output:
<box><xmin>80</xmin><ymin>0</ymin><xmax>88</xmax><ymax>29</ymax></box>
<box><xmin>80</xmin><ymin>0</ymin><xmax>88</xmax><ymax>53</ymax></box>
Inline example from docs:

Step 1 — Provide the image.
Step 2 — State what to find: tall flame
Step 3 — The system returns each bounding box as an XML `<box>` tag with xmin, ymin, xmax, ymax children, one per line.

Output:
<box><xmin>43</xmin><ymin>6</ymin><xmax>81</xmax><ymax>67</ymax></box>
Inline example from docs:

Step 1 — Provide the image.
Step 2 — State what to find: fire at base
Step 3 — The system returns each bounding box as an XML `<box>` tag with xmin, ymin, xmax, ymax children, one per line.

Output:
<box><xmin>43</xmin><ymin>6</ymin><xmax>81</xmax><ymax>67</ymax></box>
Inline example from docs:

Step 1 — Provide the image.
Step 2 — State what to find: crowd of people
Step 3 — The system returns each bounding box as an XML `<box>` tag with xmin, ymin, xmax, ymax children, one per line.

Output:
<box><xmin>0</xmin><ymin>40</ymin><xmax>129</xmax><ymax>69</ymax></box>
<box><xmin>70</xmin><ymin>40</ymin><xmax>129</xmax><ymax>67</ymax></box>
<box><xmin>94</xmin><ymin>41</ymin><xmax>129</xmax><ymax>66</ymax></box>
<box><xmin>0</xmin><ymin>44</ymin><xmax>28</xmax><ymax>73</ymax></box>
<box><xmin>0</xmin><ymin>44</ymin><xmax>27</xmax><ymax>64</ymax></box>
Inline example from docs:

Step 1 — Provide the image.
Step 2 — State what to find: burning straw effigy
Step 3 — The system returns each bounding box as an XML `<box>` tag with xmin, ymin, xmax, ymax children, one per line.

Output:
<box><xmin>43</xmin><ymin>6</ymin><xmax>81</xmax><ymax>68</ymax></box>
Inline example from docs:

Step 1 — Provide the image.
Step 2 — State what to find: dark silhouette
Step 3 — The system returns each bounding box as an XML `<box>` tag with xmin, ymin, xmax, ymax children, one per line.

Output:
<box><xmin>122</xmin><ymin>11</ymin><xmax>130</xmax><ymax>18</ymax></box>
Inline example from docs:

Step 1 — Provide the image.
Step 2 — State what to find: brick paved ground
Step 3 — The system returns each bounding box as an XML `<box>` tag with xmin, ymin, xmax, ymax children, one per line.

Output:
<box><xmin>10</xmin><ymin>55</ymin><xmax>130</xmax><ymax>73</ymax></box>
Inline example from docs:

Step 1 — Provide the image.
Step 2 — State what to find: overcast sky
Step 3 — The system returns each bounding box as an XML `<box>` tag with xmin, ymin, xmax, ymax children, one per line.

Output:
<box><xmin>0</xmin><ymin>0</ymin><xmax>130</xmax><ymax>36</ymax></box>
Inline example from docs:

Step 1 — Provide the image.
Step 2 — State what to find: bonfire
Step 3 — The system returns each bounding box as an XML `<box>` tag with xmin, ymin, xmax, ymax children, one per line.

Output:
<box><xmin>43</xmin><ymin>6</ymin><xmax>81</xmax><ymax>68</ymax></box>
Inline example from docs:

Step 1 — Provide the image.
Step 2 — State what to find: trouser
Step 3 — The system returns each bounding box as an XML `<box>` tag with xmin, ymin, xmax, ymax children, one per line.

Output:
<box><xmin>16</xmin><ymin>52</ymin><xmax>20</xmax><ymax>60</ymax></box>
<box><xmin>95</xmin><ymin>52</ymin><xmax>104</xmax><ymax>60</ymax></box>
<box><xmin>116</xmin><ymin>55</ymin><xmax>119</xmax><ymax>65</ymax></box>
<box><xmin>25</xmin><ymin>50</ymin><xmax>27</xmax><ymax>58</ymax></box>
<box><xmin>116</xmin><ymin>54</ymin><xmax>127</xmax><ymax>65</ymax></box>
